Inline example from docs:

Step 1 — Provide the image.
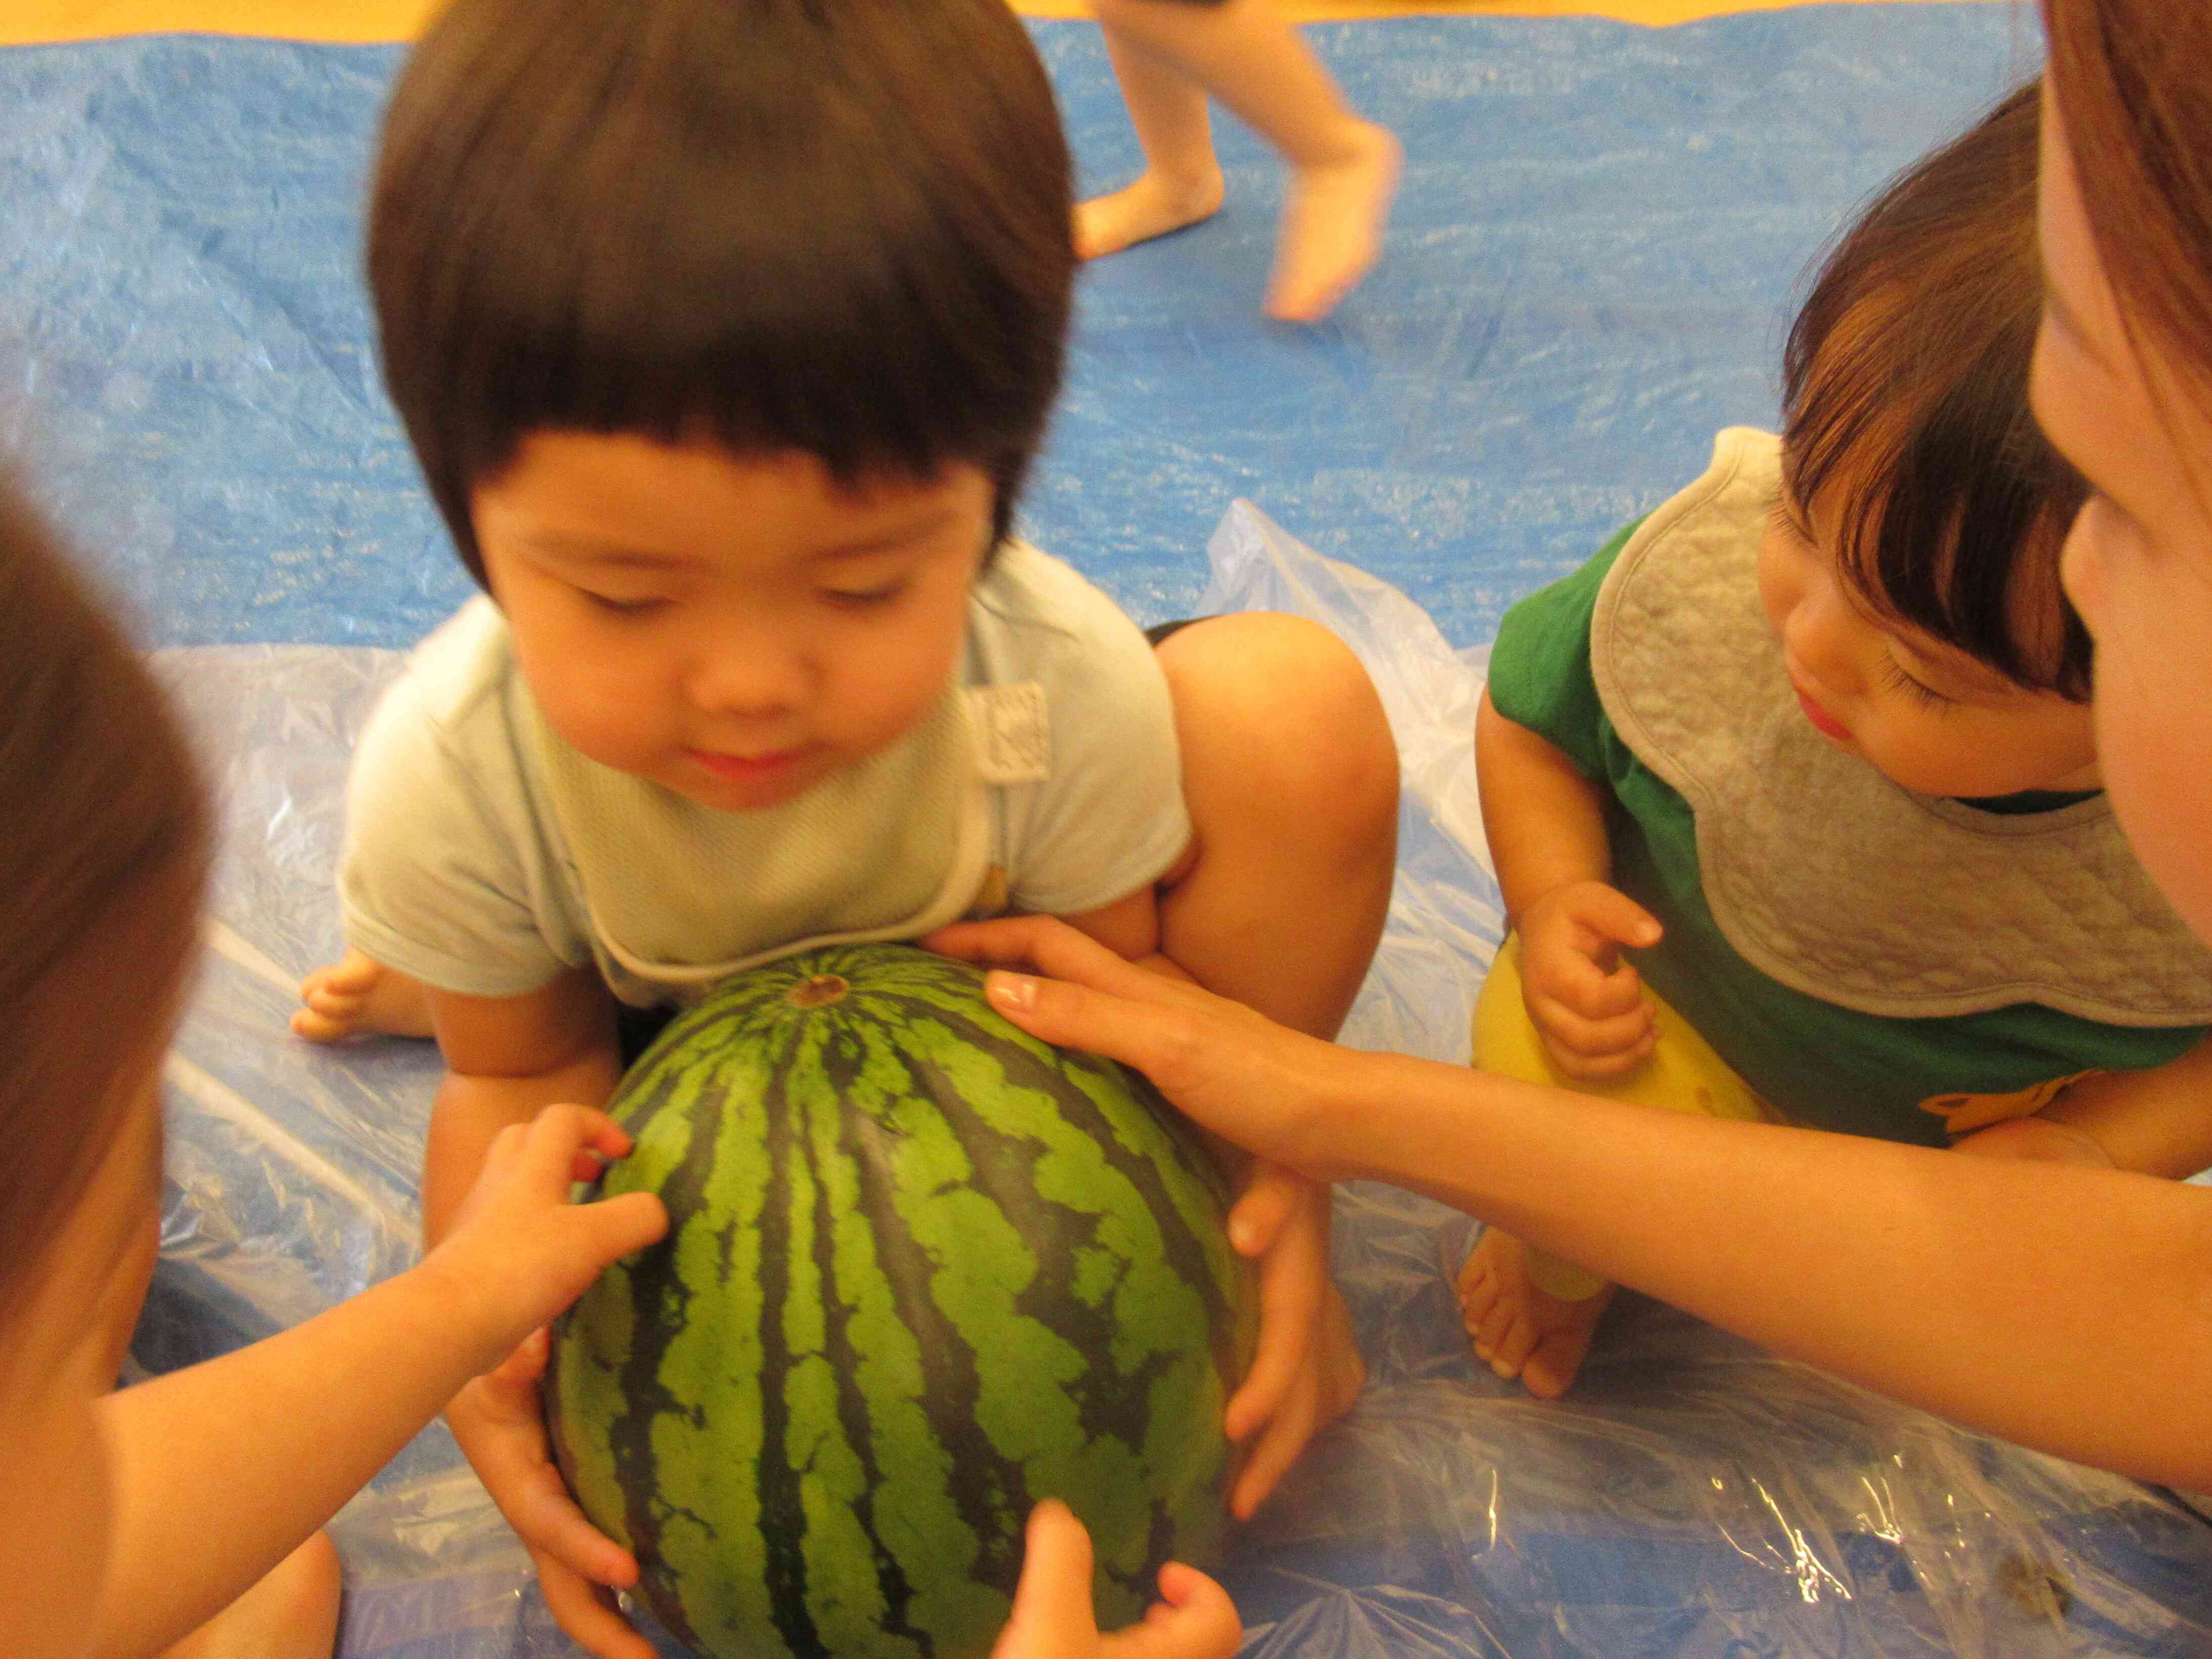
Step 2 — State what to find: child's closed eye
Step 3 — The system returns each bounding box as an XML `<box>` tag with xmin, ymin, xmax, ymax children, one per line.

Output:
<box><xmin>822</xmin><ymin>581</ymin><xmax>908</xmax><ymax>610</ymax></box>
<box><xmin>579</xmin><ymin>589</ymin><xmax>668</xmax><ymax>618</ymax></box>
<box><xmin>1880</xmin><ymin>656</ymin><xmax>1956</xmax><ymax>710</ymax></box>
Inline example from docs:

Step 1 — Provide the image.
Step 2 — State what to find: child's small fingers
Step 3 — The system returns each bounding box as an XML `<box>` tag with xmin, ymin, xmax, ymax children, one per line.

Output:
<box><xmin>1226</xmin><ymin>1164</ymin><xmax>1302</xmax><ymax>1257</ymax></box>
<box><xmin>536</xmin><ymin>1557</ymin><xmax>657</xmax><ymax>1659</ymax></box>
<box><xmin>1570</xmin><ymin>885</ymin><xmax>1664</xmax><ymax>950</ymax></box>
<box><xmin>579</xmin><ymin>1191</ymin><xmax>670</xmax><ymax>1262</ymax></box>
<box><xmin>515</xmin><ymin>1482</ymin><xmax>641</xmax><ymax>1589</ymax></box>
<box><xmin>1542</xmin><ymin>1026</ymin><xmax>1658</xmax><ymax>1083</ymax></box>
<box><xmin>1539</xmin><ymin>948</ymin><xmax>1647</xmax><ymax>1019</ymax></box>
<box><xmin>1228</xmin><ymin>1379</ymin><xmax>1315</xmax><ymax>1519</ymax></box>
<box><xmin>1528</xmin><ymin>992</ymin><xmax>1653</xmax><ymax>1062</ymax></box>
<box><xmin>992</xmin><ymin>1500</ymin><xmax>1096</xmax><ymax>1655</ymax></box>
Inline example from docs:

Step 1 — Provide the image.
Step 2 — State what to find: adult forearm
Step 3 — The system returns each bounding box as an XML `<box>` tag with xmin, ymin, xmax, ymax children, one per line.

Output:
<box><xmin>1320</xmin><ymin>1049</ymin><xmax>2212</xmax><ymax>1486</ymax></box>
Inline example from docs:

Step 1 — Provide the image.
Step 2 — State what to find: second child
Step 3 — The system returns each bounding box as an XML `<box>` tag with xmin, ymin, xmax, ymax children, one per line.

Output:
<box><xmin>1456</xmin><ymin>84</ymin><xmax>2212</xmax><ymax>1399</ymax></box>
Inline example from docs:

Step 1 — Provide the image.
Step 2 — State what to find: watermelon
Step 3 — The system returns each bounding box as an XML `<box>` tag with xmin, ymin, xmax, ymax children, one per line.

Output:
<box><xmin>547</xmin><ymin>942</ymin><xmax>1257</xmax><ymax>1659</ymax></box>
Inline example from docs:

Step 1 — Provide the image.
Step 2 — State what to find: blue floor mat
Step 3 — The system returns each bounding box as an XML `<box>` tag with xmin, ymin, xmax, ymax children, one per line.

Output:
<box><xmin>22</xmin><ymin>10</ymin><xmax>2197</xmax><ymax>1657</ymax></box>
<box><xmin>0</xmin><ymin>6</ymin><xmax>2045</xmax><ymax>649</ymax></box>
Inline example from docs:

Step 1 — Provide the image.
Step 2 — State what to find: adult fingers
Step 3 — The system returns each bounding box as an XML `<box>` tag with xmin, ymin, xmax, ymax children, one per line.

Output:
<box><xmin>505</xmin><ymin>1460</ymin><xmax>644</xmax><ymax>1589</ymax></box>
<box><xmin>930</xmin><ymin>916</ymin><xmax>1186</xmax><ymax>1009</ymax></box>
<box><xmin>981</xmin><ymin>969</ymin><xmax>1213</xmax><ymax>1104</ymax></box>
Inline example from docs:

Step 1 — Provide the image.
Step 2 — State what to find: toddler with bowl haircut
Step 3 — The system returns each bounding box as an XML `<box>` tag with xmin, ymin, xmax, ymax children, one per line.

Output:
<box><xmin>1455</xmin><ymin>84</ymin><xmax>2212</xmax><ymax>1401</ymax></box>
<box><xmin>293</xmin><ymin>2</ymin><xmax>1395</xmax><ymax>1652</ymax></box>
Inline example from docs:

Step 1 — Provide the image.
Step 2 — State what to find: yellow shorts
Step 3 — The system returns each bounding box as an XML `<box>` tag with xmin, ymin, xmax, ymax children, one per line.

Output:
<box><xmin>1472</xmin><ymin>933</ymin><xmax>1771</xmax><ymax>1298</ymax></box>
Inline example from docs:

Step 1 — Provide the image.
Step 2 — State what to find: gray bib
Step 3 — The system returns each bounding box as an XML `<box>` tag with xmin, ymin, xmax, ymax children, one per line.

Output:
<box><xmin>1590</xmin><ymin>427</ymin><xmax>2212</xmax><ymax>1024</ymax></box>
<box><xmin>524</xmin><ymin>678</ymin><xmax>1040</xmax><ymax>987</ymax></box>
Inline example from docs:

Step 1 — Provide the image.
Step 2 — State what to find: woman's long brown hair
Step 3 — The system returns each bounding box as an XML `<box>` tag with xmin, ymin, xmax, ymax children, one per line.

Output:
<box><xmin>0</xmin><ymin>479</ymin><xmax>209</xmax><ymax>1327</ymax></box>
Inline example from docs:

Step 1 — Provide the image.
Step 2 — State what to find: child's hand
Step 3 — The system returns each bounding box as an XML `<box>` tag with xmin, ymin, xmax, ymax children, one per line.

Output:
<box><xmin>991</xmin><ymin>1500</ymin><xmax>1242</xmax><ymax>1659</ymax></box>
<box><xmin>1217</xmin><ymin>1165</ymin><xmax>1362</xmax><ymax>1518</ymax></box>
<box><xmin>424</xmin><ymin>1103</ymin><xmax>670</xmax><ymax>1659</ymax></box>
<box><xmin>1514</xmin><ymin>881</ymin><xmax>1663</xmax><ymax>1081</ymax></box>
<box><xmin>1949</xmin><ymin>1114</ymin><xmax>2116</xmax><ymax>1168</ymax></box>
<box><xmin>447</xmin><ymin>1332</ymin><xmax>660</xmax><ymax>1659</ymax></box>
<box><xmin>425</xmin><ymin>1102</ymin><xmax>668</xmax><ymax>1357</ymax></box>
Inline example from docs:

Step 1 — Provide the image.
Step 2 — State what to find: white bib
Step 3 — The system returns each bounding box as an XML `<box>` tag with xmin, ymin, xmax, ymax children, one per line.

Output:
<box><xmin>1590</xmin><ymin>428</ymin><xmax>2212</xmax><ymax>1025</ymax></box>
<box><xmin>523</xmin><ymin>678</ymin><xmax>1031</xmax><ymax>988</ymax></box>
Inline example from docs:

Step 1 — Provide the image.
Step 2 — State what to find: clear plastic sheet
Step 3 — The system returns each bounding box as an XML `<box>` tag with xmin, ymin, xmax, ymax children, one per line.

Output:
<box><xmin>139</xmin><ymin>503</ymin><xmax>2212</xmax><ymax>1656</ymax></box>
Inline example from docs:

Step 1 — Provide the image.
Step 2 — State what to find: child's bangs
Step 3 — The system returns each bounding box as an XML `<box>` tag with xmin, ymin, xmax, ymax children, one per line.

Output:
<box><xmin>370</xmin><ymin>0</ymin><xmax>1073</xmax><ymax>573</ymax></box>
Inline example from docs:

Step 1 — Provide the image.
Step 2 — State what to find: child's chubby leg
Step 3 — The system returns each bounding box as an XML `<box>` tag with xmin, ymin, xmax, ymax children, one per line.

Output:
<box><xmin>159</xmin><ymin>1533</ymin><xmax>342</xmax><ymax>1659</ymax></box>
<box><xmin>291</xmin><ymin>947</ymin><xmax>435</xmax><ymax>1042</ymax></box>
<box><xmin>1087</xmin><ymin>0</ymin><xmax>1399</xmax><ymax>320</ymax></box>
<box><xmin>1150</xmin><ymin>613</ymin><xmax>1398</xmax><ymax>1508</ymax></box>
<box><xmin>1454</xmin><ymin>934</ymin><xmax>1767</xmax><ymax>1398</ymax></box>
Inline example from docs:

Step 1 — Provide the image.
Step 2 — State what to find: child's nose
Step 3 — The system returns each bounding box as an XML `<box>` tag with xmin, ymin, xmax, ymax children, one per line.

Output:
<box><xmin>686</xmin><ymin>646</ymin><xmax>806</xmax><ymax>716</ymax></box>
<box><xmin>1787</xmin><ymin>584</ymin><xmax>1860</xmax><ymax>690</ymax></box>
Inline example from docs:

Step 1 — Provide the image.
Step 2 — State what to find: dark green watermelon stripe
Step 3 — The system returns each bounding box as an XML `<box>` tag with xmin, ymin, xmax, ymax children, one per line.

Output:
<box><xmin>909</xmin><ymin>1001</ymin><xmax>1248</xmax><ymax>1401</ymax></box>
<box><xmin>811</xmin><ymin>1028</ymin><xmax>1034</xmax><ymax>1647</ymax></box>
<box><xmin>599</xmin><ymin>1063</ymin><xmax>741</xmax><ymax>1654</ymax></box>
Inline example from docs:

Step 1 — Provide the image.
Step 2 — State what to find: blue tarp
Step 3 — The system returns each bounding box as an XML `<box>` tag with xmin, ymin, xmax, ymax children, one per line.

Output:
<box><xmin>13</xmin><ymin>9</ymin><xmax>2207</xmax><ymax>1655</ymax></box>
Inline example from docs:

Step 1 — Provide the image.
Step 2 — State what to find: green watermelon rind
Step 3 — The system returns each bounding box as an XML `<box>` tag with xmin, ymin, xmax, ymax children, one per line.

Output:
<box><xmin>547</xmin><ymin>944</ymin><xmax>1257</xmax><ymax>1659</ymax></box>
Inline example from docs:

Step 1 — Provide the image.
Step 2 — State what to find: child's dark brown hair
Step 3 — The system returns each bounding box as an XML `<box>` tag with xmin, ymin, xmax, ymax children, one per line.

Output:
<box><xmin>367</xmin><ymin>0</ymin><xmax>1076</xmax><ymax>583</ymax></box>
<box><xmin>0</xmin><ymin>479</ymin><xmax>209</xmax><ymax>1325</ymax></box>
<box><xmin>1783</xmin><ymin>82</ymin><xmax>2093</xmax><ymax>699</ymax></box>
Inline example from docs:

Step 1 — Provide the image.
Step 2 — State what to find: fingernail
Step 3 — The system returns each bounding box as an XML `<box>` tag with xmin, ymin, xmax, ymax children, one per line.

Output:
<box><xmin>987</xmin><ymin>971</ymin><xmax>1037</xmax><ymax>1013</ymax></box>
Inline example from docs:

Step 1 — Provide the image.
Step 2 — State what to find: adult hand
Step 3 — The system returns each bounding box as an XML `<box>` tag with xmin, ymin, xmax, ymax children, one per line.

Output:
<box><xmin>991</xmin><ymin>1501</ymin><xmax>1242</xmax><ymax>1659</ymax></box>
<box><xmin>927</xmin><ymin>917</ymin><xmax>1356</xmax><ymax>1181</ymax></box>
<box><xmin>1512</xmin><ymin>881</ymin><xmax>1662</xmax><ymax>1081</ymax></box>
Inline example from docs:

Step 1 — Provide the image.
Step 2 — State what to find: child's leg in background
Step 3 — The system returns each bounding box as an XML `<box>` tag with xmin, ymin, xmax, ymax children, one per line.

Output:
<box><xmin>1149</xmin><ymin>613</ymin><xmax>1399</xmax><ymax>1482</ymax></box>
<box><xmin>1456</xmin><ymin>935</ymin><xmax>1770</xmax><ymax>1399</ymax></box>
<box><xmin>1083</xmin><ymin>0</ymin><xmax>1400</xmax><ymax>321</ymax></box>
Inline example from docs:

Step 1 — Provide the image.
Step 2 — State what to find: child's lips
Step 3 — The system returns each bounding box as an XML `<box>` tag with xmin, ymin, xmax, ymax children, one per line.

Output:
<box><xmin>1793</xmin><ymin>685</ymin><xmax>1852</xmax><ymax>742</ymax></box>
<box><xmin>686</xmin><ymin>745</ymin><xmax>814</xmax><ymax>782</ymax></box>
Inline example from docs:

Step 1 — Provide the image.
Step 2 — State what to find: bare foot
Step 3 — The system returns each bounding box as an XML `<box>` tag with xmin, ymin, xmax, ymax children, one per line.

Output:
<box><xmin>291</xmin><ymin>948</ymin><xmax>434</xmax><ymax>1042</ymax></box>
<box><xmin>162</xmin><ymin>1532</ymin><xmax>341</xmax><ymax>1659</ymax></box>
<box><xmin>1265</xmin><ymin>120</ymin><xmax>1400</xmax><ymax>322</ymax></box>
<box><xmin>1074</xmin><ymin>163</ymin><xmax>1227</xmax><ymax>261</ymax></box>
<box><xmin>1454</xmin><ymin>1227</ymin><xmax>1614</xmax><ymax>1400</ymax></box>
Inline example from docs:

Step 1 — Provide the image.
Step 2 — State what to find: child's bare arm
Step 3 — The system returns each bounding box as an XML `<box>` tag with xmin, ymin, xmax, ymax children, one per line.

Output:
<box><xmin>1476</xmin><ymin>686</ymin><xmax>1613</xmax><ymax>919</ymax></box>
<box><xmin>1477</xmin><ymin>691</ymin><xmax>1662</xmax><ymax>1078</ymax></box>
<box><xmin>1957</xmin><ymin>1034</ymin><xmax>2212</xmax><ymax>1176</ymax></box>
<box><xmin>92</xmin><ymin>1106</ymin><xmax>664</xmax><ymax>1659</ymax></box>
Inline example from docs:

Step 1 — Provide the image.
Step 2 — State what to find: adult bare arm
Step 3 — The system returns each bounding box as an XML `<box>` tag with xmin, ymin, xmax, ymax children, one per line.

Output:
<box><xmin>931</xmin><ymin>914</ymin><xmax>2212</xmax><ymax>1491</ymax></box>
